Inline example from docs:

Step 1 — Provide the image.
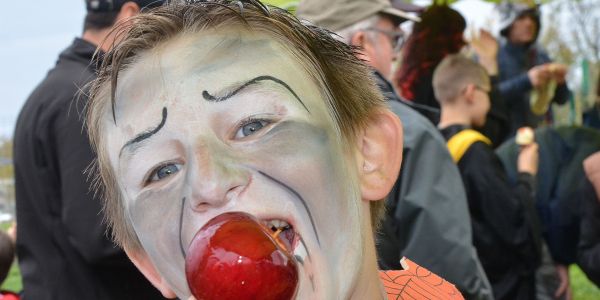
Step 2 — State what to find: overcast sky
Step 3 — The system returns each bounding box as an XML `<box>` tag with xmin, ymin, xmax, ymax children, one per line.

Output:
<box><xmin>0</xmin><ymin>2</ymin><xmax>85</xmax><ymax>138</ymax></box>
<box><xmin>0</xmin><ymin>0</ymin><xmax>498</xmax><ymax>138</ymax></box>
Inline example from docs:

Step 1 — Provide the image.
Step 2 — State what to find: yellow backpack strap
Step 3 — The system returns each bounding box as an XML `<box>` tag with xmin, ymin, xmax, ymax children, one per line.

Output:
<box><xmin>446</xmin><ymin>129</ymin><xmax>492</xmax><ymax>163</ymax></box>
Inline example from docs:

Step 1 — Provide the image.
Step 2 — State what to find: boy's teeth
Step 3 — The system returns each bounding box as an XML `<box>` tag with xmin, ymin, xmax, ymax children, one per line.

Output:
<box><xmin>267</xmin><ymin>219</ymin><xmax>290</xmax><ymax>230</ymax></box>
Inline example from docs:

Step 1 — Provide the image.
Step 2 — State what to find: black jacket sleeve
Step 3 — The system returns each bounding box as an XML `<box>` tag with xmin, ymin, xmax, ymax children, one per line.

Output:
<box><xmin>53</xmin><ymin>99</ymin><xmax>124</xmax><ymax>265</ymax></box>
<box><xmin>577</xmin><ymin>179</ymin><xmax>600</xmax><ymax>286</ymax></box>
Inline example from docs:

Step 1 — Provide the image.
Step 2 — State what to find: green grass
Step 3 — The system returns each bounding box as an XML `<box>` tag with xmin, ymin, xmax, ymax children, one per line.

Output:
<box><xmin>571</xmin><ymin>264</ymin><xmax>600</xmax><ymax>300</ymax></box>
<box><xmin>1</xmin><ymin>262</ymin><xmax>21</xmax><ymax>292</ymax></box>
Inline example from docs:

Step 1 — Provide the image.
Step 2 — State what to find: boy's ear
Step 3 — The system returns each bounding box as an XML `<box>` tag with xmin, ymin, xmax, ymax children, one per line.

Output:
<box><xmin>464</xmin><ymin>83</ymin><xmax>476</xmax><ymax>104</ymax></box>
<box><xmin>126</xmin><ymin>248</ymin><xmax>178</xmax><ymax>299</ymax></box>
<box><xmin>356</xmin><ymin>109</ymin><xmax>403</xmax><ymax>201</ymax></box>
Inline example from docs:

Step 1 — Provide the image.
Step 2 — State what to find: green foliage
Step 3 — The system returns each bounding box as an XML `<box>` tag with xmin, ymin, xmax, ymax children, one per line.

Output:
<box><xmin>262</xmin><ymin>0</ymin><xmax>298</xmax><ymax>11</ymax></box>
<box><xmin>1</xmin><ymin>263</ymin><xmax>21</xmax><ymax>292</ymax></box>
<box><xmin>571</xmin><ymin>264</ymin><xmax>600</xmax><ymax>300</ymax></box>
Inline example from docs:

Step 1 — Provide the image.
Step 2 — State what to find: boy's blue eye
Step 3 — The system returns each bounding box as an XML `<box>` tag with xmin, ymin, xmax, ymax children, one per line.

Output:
<box><xmin>149</xmin><ymin>163</ymin><xmax>181</xmax><ymax>182</ymax></box>
<box><xmin>235</xmin><ymin>120</ymin><xmax>269</xmax><ymax>138</ymax></box>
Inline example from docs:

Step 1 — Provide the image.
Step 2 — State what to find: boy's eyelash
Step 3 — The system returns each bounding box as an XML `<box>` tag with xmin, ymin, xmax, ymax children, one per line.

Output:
<box><xmin>238</xmin><ymin>116</ymin><xmax>269</xmax><ymax>127</ymax></box>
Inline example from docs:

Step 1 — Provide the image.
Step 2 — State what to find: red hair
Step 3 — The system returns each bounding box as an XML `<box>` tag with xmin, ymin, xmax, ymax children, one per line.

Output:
<box><xmin>395</xmin><ymin>4</ymin><xmax>466</xmax><ymax>101</ymax></box>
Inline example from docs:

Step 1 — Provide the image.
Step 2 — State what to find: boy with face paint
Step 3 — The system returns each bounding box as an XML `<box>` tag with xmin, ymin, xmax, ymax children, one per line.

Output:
<box><xmin>86</xmin><ymin>1</ymin><xmax>464</xmax><ymax>299</ymax></box>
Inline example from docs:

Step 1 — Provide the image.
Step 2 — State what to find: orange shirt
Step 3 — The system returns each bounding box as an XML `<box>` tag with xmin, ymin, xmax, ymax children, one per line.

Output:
<box><xmin>380</xmin><ymin>258</ymin><xmax>464</xmax><ymax>300</ymax></box>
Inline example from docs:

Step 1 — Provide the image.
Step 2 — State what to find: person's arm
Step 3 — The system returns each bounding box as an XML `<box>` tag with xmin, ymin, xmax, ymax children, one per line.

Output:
<box><xmin>497</xmin><ymin>73</ymin><xmax>533</xmax><ymax>104</ymax></box>
<box><xmin>577</xmin><ymin>180</ymin><xmax>600</xmax><ymax>286</ymax></box>
<box><xmin>384</xmin><ymin>102</ymin><xmax>494</xmax><ymax>300</ymax></box>
<box><xmin>54</xmin><ymin>99</ymin><xmax>126</xmax><ymax>265</ymax></box>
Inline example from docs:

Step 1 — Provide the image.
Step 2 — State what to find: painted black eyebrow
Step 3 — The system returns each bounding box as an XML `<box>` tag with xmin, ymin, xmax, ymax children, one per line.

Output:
<box><xmin>202</xmin><ymin>75</ymin><xmax>310</xmax><ymax>113</ymax></box>
<box><xmin>119</xmin><ymin>107</ymin><xmax>168</xmax><ymax>157</ymax></box>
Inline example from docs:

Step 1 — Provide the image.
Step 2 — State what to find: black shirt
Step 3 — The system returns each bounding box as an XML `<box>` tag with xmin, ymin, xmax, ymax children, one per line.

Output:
<box><xmin>13</xmin><ymin>38</ymin><xmax>163</xmax><ymax>300</ymax></box>
<box><xmin>440</xmin><ymin>124</ymin><xmax>541</xmax><ymax>300</ymax></box>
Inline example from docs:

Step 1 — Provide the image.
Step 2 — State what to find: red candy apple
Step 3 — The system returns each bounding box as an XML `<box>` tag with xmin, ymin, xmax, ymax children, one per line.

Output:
<box><xmin>185</xmin><ymin>212</ymin><xmax>299</xmax><ymax>300</ymax></box>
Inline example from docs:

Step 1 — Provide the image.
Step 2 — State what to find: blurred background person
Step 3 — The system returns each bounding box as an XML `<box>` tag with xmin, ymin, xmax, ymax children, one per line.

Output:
<box><xmin>496</xmin><ymin>1</ymin><xmax>571</xmax><ymax>134</ymax></box>
<box><xmin>393</xmin><ymin>4</ymin><xmax>510</xmax><ymax>147</ymax></box>
<box><xmin>435</xmin><ymin>53</ymin><xmax>542</xmax><ymax>300</ymax></box>
<box><xmin>578</xmin><ymin>151</ymin><xmax>600</xmax><ymax>287</ymax></box>
<box><xmin>12</xmin><ymin>1</ymin><xmax>165</xmax><ymax>299</ymax></box>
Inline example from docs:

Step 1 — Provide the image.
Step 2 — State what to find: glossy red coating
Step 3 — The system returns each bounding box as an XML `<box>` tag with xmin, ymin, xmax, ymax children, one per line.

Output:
<box><xmin>185</xmin><ymin>212</ymin><xmax>299</xmax><ymax>300</ymax></box>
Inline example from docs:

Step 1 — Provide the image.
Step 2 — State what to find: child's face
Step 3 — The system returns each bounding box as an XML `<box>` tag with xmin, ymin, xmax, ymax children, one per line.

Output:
<box><xmin>102</xmin><ymin>30</ymin><xmax>367</xmax><ymax>299</ymax></box>
<box><xmin>509</xmin><ymin>14</ymin><xmax>538</xmax><ymax>45</ymax></box>
<box><xmin>472</xmin><ymin>84</ymin><xmax>491</xmax><ymax>127</ymax></box>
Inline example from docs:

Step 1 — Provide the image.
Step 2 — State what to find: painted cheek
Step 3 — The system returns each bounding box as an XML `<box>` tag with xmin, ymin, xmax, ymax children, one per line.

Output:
<box><xmin>238</xmin><ymin>121</ymin><xmax>362</xmax><ymax>265</ymax></box>
<box><xmin>129</xmin><ymin>180</ymin><xmax>190</xmax><ymax>297</ymax></box>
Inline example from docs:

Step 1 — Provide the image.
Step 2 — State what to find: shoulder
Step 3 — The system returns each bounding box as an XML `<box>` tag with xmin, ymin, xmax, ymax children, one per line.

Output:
<box><xmin>463</xmin><ymin>140</ymin><xmax>496</xmax><ymax>162</ymax></box>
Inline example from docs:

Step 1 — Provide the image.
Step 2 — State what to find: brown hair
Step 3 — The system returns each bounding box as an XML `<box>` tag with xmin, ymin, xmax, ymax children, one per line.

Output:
<box><xmin>87</xmin><ymin>0</ymin><xmax>388</xmax><ymax>251</ymax></box>
<box><xmin>0</xmin><ymin>230</ymin><xmax>14</xmax><ymax>284</ymax></box>
<box><xmin>433</xmin><ymin>53</ymin><xmax>489</xmax><ymax>104</ymax></box>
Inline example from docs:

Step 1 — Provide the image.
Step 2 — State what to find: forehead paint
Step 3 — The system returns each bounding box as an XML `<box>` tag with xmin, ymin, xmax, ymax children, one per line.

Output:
<box><xmin>119</xmin><ymin>107</ymin><xmax>168</xmax><ymax>158</ymax></box>
<box><xmin>202</xmin><ymin>75</ymin><xmax>310</xmax><ymax>113</ymax></box>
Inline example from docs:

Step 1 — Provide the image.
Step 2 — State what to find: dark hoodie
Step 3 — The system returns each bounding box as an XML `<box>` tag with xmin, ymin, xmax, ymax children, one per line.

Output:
<box><xmin>496</xmin><ymin>4</ymin><xmax>571</xmax><ymax>133</ymax></box>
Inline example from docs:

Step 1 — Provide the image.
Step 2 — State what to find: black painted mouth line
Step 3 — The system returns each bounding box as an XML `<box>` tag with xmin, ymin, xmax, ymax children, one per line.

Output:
<box><xmin>179</xmin><ymin>197</ymin><xmax>186</xmax><ymax>259</ymax></box>
<box><xmin>258</xmin><ymin>171</ymin><xmax>321</xmax><ymax>246</ymax></box>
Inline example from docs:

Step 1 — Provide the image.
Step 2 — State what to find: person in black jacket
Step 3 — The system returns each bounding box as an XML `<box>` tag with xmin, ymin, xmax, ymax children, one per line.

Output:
<box><xmin>12</xmin><ymin>1</ymin><xmax>165</xmax><ymax>299</ymax></box>
<box><xmin>435</xmin><ymin>54</ymin><xmax>542</xmax><ymax>300</ymax></box>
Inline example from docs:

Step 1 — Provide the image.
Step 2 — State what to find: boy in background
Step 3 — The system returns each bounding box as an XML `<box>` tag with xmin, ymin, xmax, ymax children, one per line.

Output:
<box><xmin>434</xmin><ymin>54</ymin><xmax>542</xmax><ymax>300</ymax></box>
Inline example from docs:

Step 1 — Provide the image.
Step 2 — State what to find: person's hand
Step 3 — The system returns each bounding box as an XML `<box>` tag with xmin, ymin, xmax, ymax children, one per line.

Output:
<box><xmin>518</xmin><ymin>142</ymin><xmax>539</xmax><ymax>176</ymax></box>
<box><xmin>549</xmin><ymin>63</ymin><xmax>568</xmax><ymax>84</ymax></box>
<box><xmin>470</xmin><ymin>29</ymin><xmax>498</xmax><ymax>60</ymax></box>
<box><xmin>555</xmin><ymin>264</ymin><xmax>572</xmax><ymax>300</ymax></box>
<box><xmin>470</xmin><ymin>29</ymin><xmax>498</xmax><ymax>75</ymax></box>
<box><xmin>528</xmin><ymin>64</ymin><xmax>551</xmax><ymax>87</ymax></box>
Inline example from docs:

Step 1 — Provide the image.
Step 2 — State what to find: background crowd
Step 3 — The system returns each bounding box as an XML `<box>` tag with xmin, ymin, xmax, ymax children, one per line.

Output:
<box><xmin>0</xmin><ymin>0</ymin><xmax>599</xmax><ymax>299</ymax></box>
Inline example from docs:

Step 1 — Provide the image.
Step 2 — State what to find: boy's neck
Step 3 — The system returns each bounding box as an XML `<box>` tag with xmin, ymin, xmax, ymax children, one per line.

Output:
<box><xmin>349</xmin><ymin>219</ymin><xmax>387</xmax><ymax>300</ymax></box>
<box><xmin>438</xmin><ymin>105</ymin><xmax>472</xmax><ymax>129</ymax></box>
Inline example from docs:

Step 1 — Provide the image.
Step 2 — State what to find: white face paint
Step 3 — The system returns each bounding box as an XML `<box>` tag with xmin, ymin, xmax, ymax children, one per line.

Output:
<box><xmin>104</xmin><ymin>29</ymin><xmax>366</xmax><ymax>299</ymax></box>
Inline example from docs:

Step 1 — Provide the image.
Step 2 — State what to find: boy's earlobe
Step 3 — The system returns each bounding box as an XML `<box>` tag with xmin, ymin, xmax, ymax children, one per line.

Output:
<box><xmin>126</xmin><ymin>248</ymin><xmax>178</xmax><ymax>299</ymax></box>
<box><xmin>356</xmin><ymin>109</ymin><xmax>403</xmax><ymax>201</ymax></box>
